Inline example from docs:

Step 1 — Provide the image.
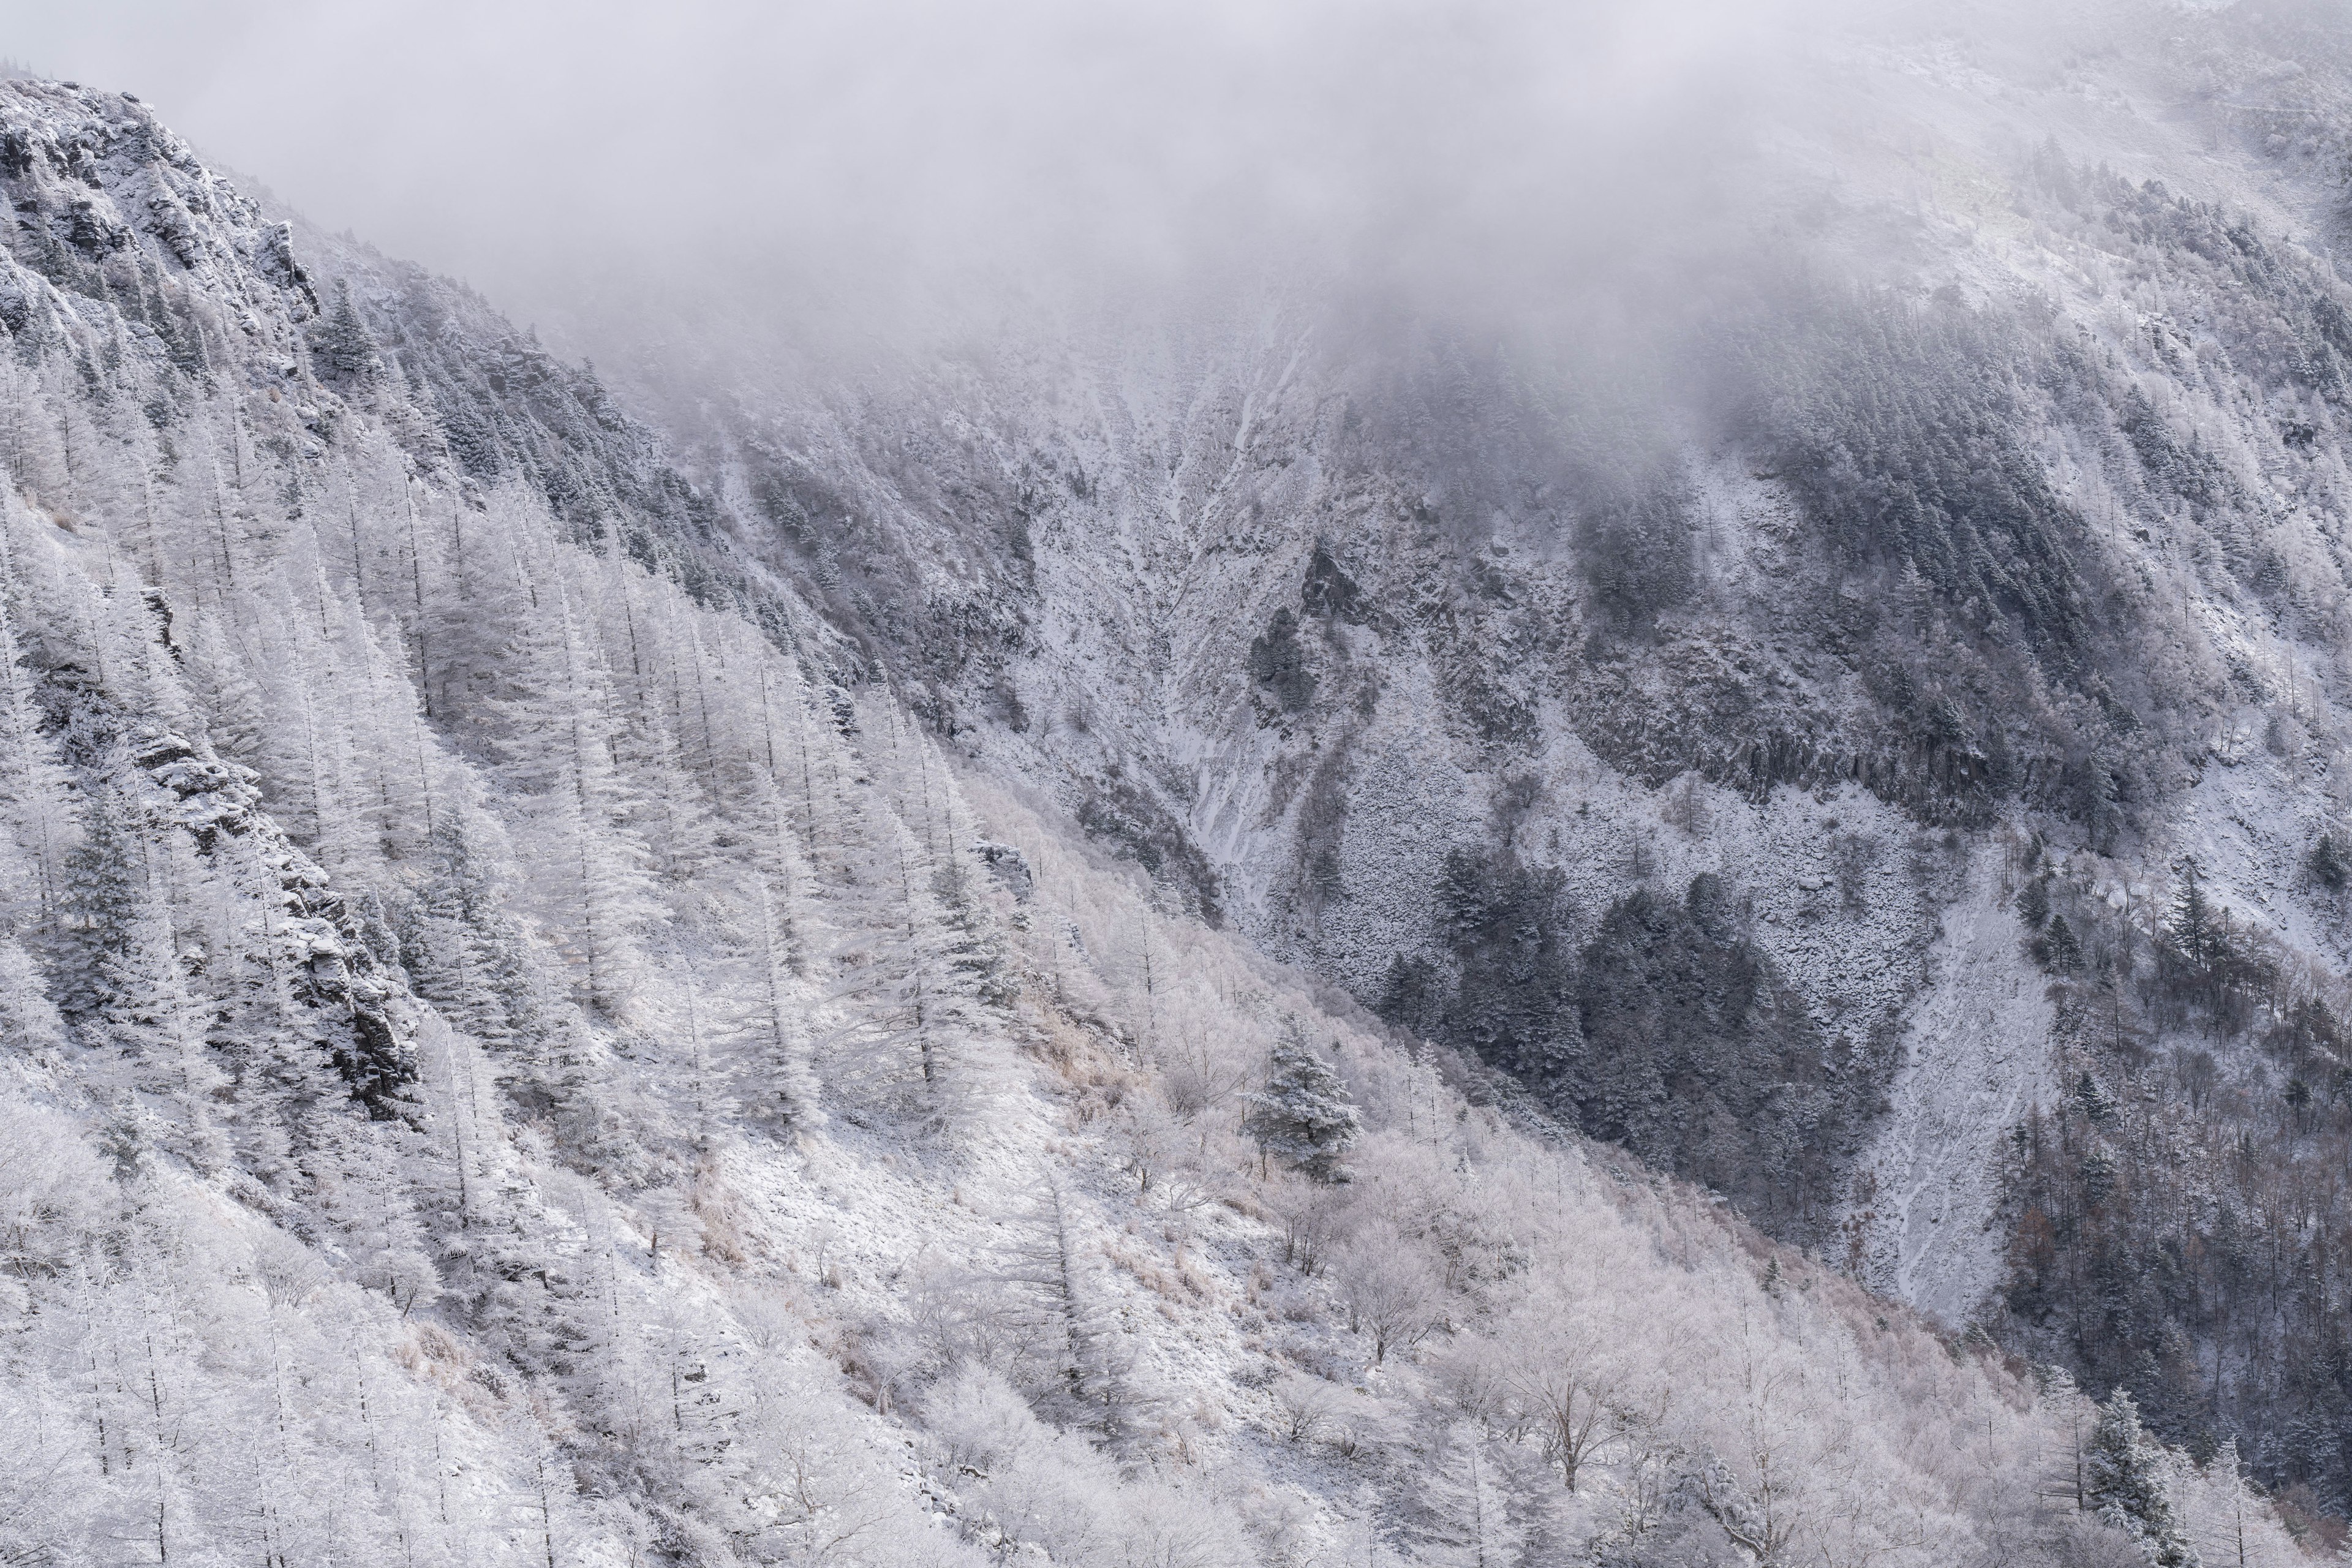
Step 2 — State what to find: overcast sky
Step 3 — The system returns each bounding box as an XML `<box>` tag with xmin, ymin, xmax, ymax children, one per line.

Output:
<box><xmin>7</xmin><ymin>6</ymin><xmax>1854</xmax><ymax>334</ymax></box>
<box><xmin>2</xmin><ymin>0</ymin><xmax>2158</xmax><ymax>391</ymax></box>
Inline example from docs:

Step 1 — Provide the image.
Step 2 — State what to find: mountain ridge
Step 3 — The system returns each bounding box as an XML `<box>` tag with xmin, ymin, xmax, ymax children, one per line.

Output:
<box><xmin>0</xmin><ymin>48</ymin><xmax>2331</xmax><ymax>1568</ymax></box>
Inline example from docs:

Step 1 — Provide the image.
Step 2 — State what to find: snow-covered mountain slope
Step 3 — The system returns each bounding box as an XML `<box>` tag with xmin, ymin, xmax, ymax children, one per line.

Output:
<box><xmin>546</xmin><ymin>0</ymin><xmax>2352</xmax><ymax>1517</ymax></box>
<box><xmin>0</xmin><ymin>71</ymin><xmax>2281</xmax><ymax>1567</ymax></box>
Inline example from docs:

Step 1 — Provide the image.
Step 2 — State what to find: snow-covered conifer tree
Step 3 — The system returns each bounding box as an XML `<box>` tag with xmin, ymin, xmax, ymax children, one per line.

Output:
<box><xmin>1245</xmin><ymin>1025</ymin><xmax>1362</xmax><ymax>1182</ymax></box>
<box><xmin>58</xmin><ymin>767</ymin><xmax>146</xmax><ymax>1018</ymax></box>
<box><xmin>821</xmin><ymin>793</ymin><xmax>994</xmax><ymax>1118</ymax></box>
<box><xmin>1411</xmin><ymin>1420</ymin><xmax>1522</xmax><ymax>1567</ymax></box>
<box><xmin>0</xmin><ymin>927</ymin><xmax>63</xmax><ymax>1050</ymax></box>
<box><xmin>736</xmin><ymin>875</ymin><xmax>824</xmax><ymax>1131</ymax></box>
<box><xmin>998</xmin><ymin>1172</ymin><xmax>1142</xmax><ymax>1442</ymax></box>
<box><xmin>2085</xmin><ymin>1391</ymin><xmax>2196</xmax><ymax>1567</ymax></box>
<box><xmin>312</xmin><ymin>278</ymin><xmax>380</xmax><ymax>383</ymax></box>
<box><xmin>494</xmin><ymin>571</ymin><xmax>657</xmax><ymax>1015</ymax></box>
<box><xmin>405</xmin><ymin>801</ymin><xmax>541</xmax><ymax>1052</ymax></box>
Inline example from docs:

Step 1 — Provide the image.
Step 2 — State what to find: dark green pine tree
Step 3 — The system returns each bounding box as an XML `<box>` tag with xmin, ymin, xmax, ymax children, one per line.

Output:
<box><xmin>2017</xmin><ymin>875</ymin><xmax>2051</xmax><ymax>931</ymax></box>
<box><xmin>2308</xmin><ymin>831</ymin><xmax>2348</xmax><ymax>892</ymax></box>
<box><xmin>2040</xmin><ymin>913</ymin><xmax>2082</xmax><ymax>973</ymax></box>
<box><xmin>1244</xmin><ymin>1027</ymin><xmax>1361</xmax><ymax>1183</ymax></box>
<box><xmin>2168</xmin><ymin>859</ymin><xmax>2211</xmax><ymax>955</ymax></box>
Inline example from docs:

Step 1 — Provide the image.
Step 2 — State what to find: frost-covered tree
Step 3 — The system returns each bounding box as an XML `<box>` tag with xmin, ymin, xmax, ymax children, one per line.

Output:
<box><xmin>821</xmin><ymin>799</ymin><xmax>995</xmax><ymax>1117</ymax></box>
<box><xmin>404</xmin><ymin>803</ymin><xmax>541</xmax><ymax>1050</ymax></box>
<box><xmin>1245</xmin><ymin>1026</ymin><xmax>1361</xmax><ymax>1182</ymax></box>
<box><xmin>494</xmin><ymin>575</ymin><xmax>657</xmax><ymax>1015</ymax></box>
<box><xmin>0</xmin><ymin>592</ymin><xmax>77</xmax><ymax>935</ymax></box>
<box><xmin>96</xmin><ymin>900</ymin><xmax>221</xmax><ymax>1109</ymax></box>
<box><xmin>739</xmin><ymin>875</ymin><xmax>823</xmax><ymax>1131</ymax></box>
<box><xmin>57</xmin><ymin>768</ymin><xmax>146</xmax><ymax>1017</ymax></box>
<box><xmin>0</xmin><ymin>933</ymin><xmax>64</xmax><ymax>1051</ymax></box>
<box><xmin>1335</xmin><ymin>1232</ymin><xmax>1446</xmax><ymax>1365</ymax></box>
<box><xmin>1412</xmin><ymin>1420</ymin><xmax>1521</xmax><ymax>1568</ymax></box>
<box><xmin>311</xmin><ymin>277</ymin><xmax>380</xmax><ymax>383</ymax></box>
<box><xmin>2085</xmin><ymin>1392</ymin><xmax>2196</xmax><ymax>1567</ymax></box>
<box><xmin>997</xmin><ymin>1172</ymin><xmax>1141</xmax><ymax>1441</ymax></box>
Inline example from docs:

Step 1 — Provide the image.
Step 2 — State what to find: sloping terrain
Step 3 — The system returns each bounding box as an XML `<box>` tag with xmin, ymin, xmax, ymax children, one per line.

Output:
<box><xmin>0</xmin><ymin>72</ymin><xmax>2287</xmax><ymax>1567</ymax></box>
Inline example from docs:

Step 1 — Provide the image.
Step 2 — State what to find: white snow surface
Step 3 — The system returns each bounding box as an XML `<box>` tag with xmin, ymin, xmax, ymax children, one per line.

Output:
<box><xmin>1856</xmin><ymin>853</ymin><xmax>2057</xmax><ymax>1323</ymax></box>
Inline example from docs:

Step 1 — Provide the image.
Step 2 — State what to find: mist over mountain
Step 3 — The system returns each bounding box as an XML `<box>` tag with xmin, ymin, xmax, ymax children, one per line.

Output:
<box><xmin>4</xmin><ymin>1</ymin><xmax>2352</xmax><ymax>1562</ymax></box>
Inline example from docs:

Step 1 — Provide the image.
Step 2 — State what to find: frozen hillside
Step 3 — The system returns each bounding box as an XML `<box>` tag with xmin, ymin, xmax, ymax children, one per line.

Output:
<box><xmin>0</xmin><ymin>72</ymin><xmax>2290</xmax><ymax>1567</ymax></box>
